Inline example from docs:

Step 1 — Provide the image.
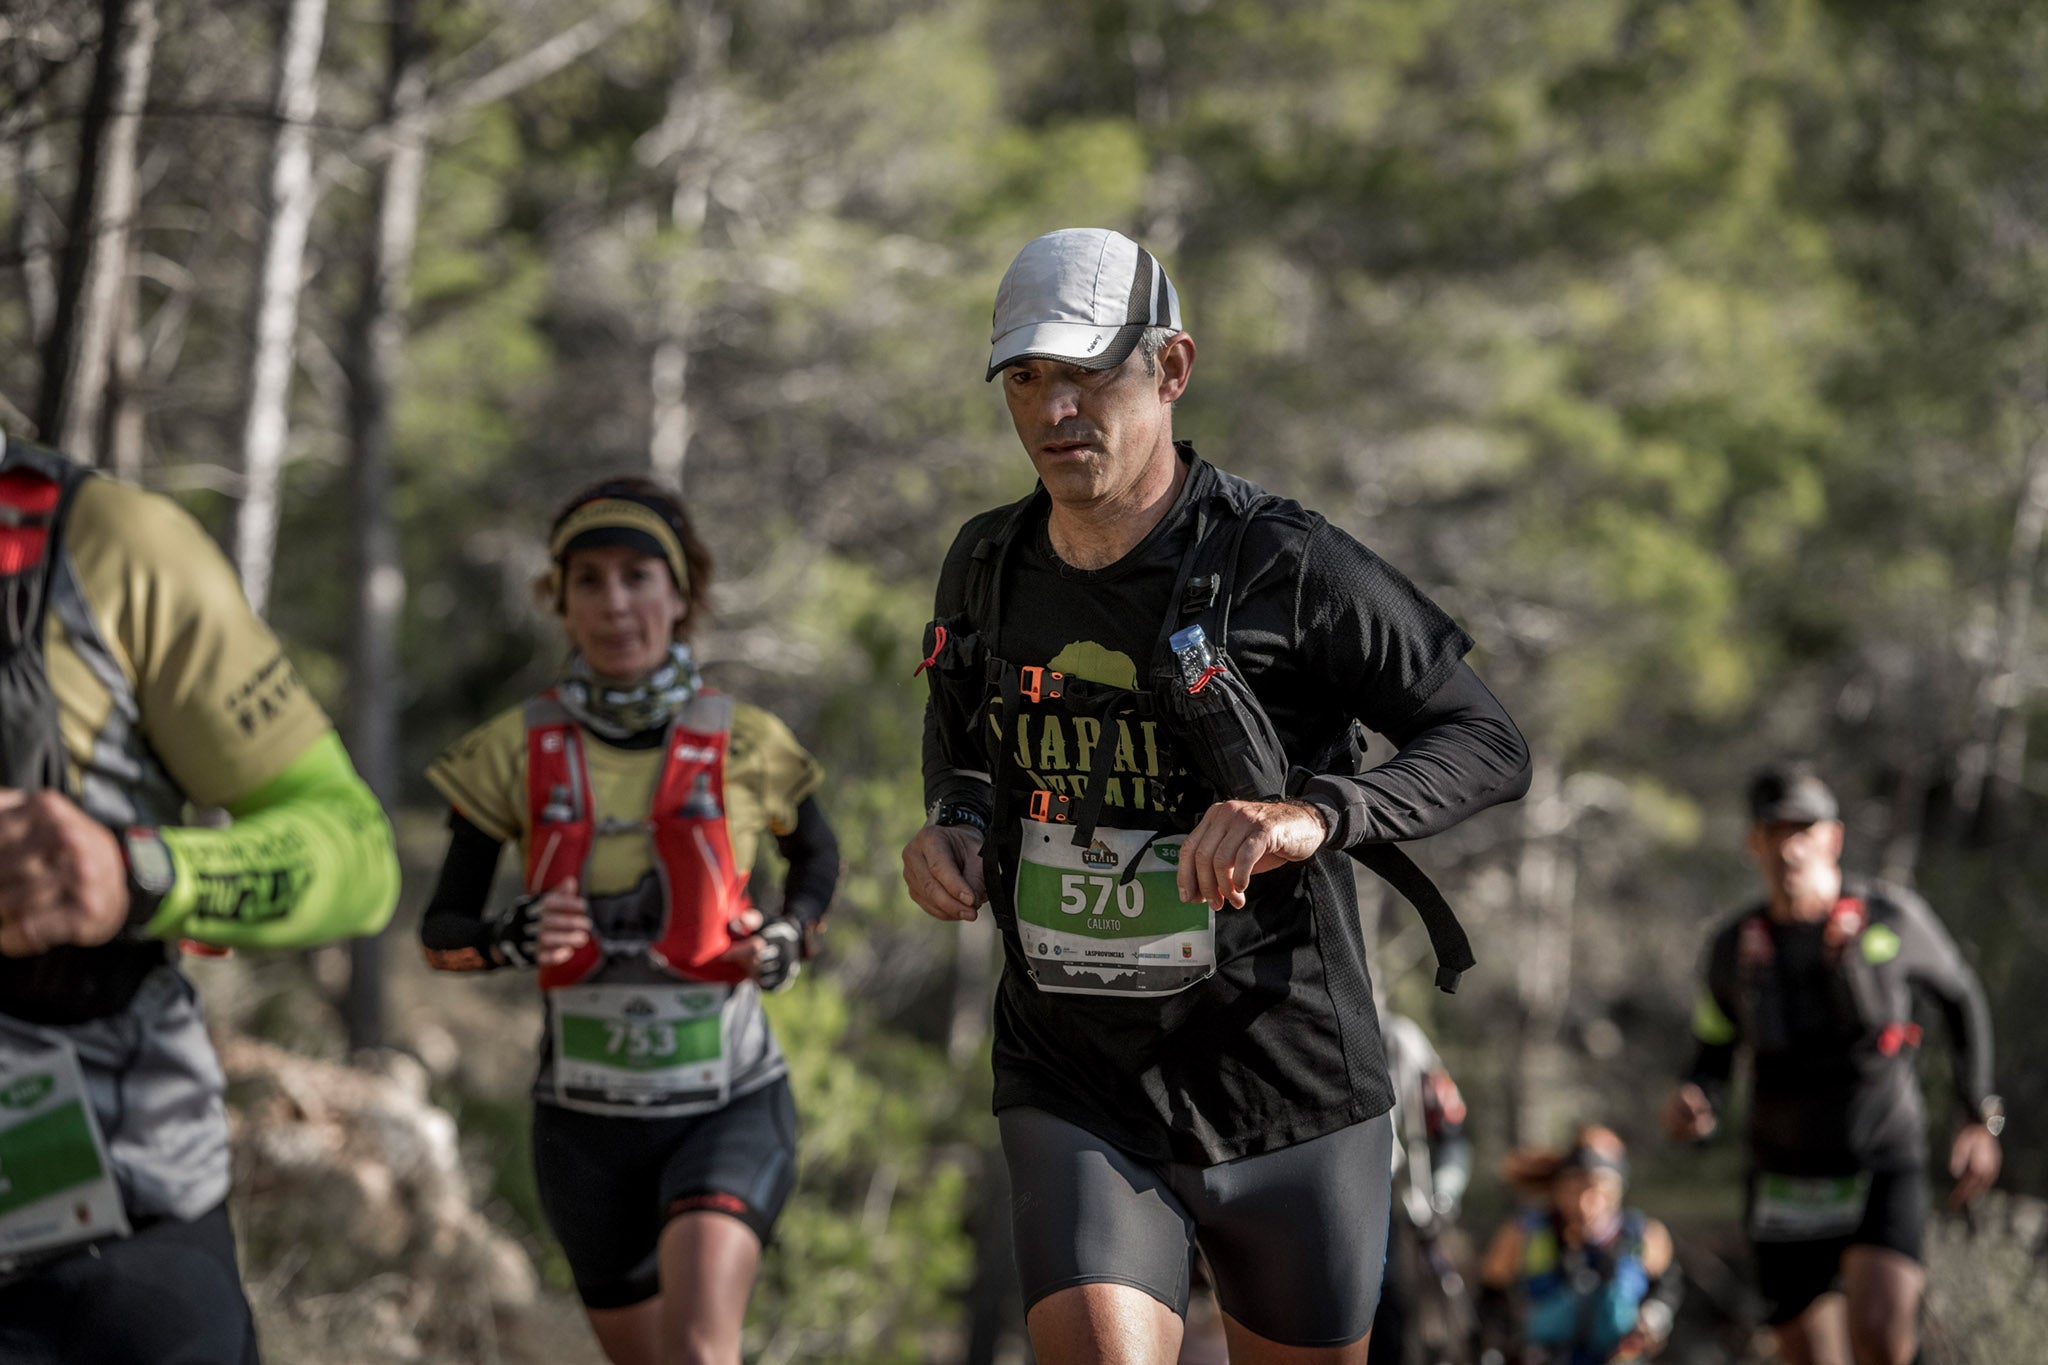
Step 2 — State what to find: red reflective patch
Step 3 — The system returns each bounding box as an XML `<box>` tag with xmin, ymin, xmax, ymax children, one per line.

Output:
<box><xmin>1825</xmin><ymin>897</ymin><xmax>1867</xmax><ymax>950</ymax></box>
<box><xmin>1738</xmin><ymin>915</ymin><xmax>1775</xmax><ymax>966</ymax></box>
<box><xmin>668</xmin><ymin>1191</ymin><xmax>751</xmax><ymax>1222</ymax></box>
<box><xmin>0</xmin><ymin>470</ymin><xmax>59</xmax><ymax>575</ymax></box>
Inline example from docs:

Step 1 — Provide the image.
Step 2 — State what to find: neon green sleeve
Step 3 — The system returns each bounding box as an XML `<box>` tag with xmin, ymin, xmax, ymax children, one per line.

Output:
<box><xmin>144</xmin><ymin>732</ymin><xmax>400</xmax><ymax>949</ymax></box>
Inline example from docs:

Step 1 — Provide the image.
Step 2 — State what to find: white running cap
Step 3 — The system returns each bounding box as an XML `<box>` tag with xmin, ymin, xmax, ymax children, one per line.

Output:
<box><xmin>986</xmin><ymin>228</ymin><xmax>1183</xmax><ymax>381</ymax></box>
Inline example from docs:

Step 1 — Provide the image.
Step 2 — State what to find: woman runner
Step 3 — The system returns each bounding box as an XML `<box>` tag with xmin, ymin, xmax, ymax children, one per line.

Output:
<box><xmin>420</xmin><ymin>476</ymin><xmax>838</xmax><ymax>1365</ymax></box>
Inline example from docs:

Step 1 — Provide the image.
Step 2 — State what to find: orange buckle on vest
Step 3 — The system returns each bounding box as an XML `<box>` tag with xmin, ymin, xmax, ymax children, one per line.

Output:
<box><xmin>1019</xmin><ymin>666</ymin><xmax>1064</xmax><ymax>703</ymax></box>
<box><xmin>1028</xmin><ymin>789</ymin><xmax>1072</xmax><ymax>824</ymax></box>
<box><xmin>1876</xmin><ymin>1022</ymin><xmax>1922</xmax><ymax>1056</ymax></box>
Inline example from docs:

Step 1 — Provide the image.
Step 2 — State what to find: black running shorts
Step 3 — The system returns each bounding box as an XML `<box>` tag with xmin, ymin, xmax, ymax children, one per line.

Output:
<box><xmin>533</xmin><ymin>1077</ymin><xmax>799</xmax><ymax>1310</ymax></box>
<box><xmin>0</xmin><ymin>1203</ymin><xmax>259</xmax><ymax>1364</ymax></box>
<box><xmin>1000</xmin><ymin>1106</ymin><xmax>1395</xmax><ymax>1349</ymax></box>
<box><xmin>1748</xmin><ymin>1166</ymin><xmax>1927</xmax><ymax>1326</ymax></box>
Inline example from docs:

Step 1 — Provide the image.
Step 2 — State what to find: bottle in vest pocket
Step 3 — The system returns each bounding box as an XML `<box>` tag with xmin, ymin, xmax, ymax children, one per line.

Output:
<box><xmin>1171</xmin><ymin>623</ymin><xmax>1221</xmax><ymax>692</ymax></box>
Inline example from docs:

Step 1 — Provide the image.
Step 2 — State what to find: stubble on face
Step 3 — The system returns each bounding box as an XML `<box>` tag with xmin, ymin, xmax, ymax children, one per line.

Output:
<box><xmin>1004</xmin><ymin>353</ymin><xmax>1174</xmax><ymax>515</ymax></box>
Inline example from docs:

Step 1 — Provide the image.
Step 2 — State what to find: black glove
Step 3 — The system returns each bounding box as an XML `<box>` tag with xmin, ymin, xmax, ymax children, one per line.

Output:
<box><xmin>490</xmin><ymin>893</ymin><xmax>544</xmax><ymax>968</ymax></box>
<box><xmin>753</xmin><ymin>917</ymin><xmax>806</xmax><ymax>991</ymax></box>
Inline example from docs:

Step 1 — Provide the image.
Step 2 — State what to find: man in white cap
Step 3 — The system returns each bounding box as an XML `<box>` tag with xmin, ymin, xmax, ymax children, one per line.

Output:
<box><xmin>902</xmin><ymin>228</ymin><xmax>1532</xmax><ymax>1362</ymax></box>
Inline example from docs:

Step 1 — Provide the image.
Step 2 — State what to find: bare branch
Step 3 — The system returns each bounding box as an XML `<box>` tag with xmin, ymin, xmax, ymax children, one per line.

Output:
<box><xmin>317</xmin><ymin>0</ymin><xmax>653</xmax><ymax>188</ymax></box>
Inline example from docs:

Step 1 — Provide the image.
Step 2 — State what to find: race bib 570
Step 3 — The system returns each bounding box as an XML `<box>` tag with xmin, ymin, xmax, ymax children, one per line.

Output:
<box><xmin>1013</xmin><ymin>822</ymin><xmax>1215</xmax><ymax>997</ymax></box>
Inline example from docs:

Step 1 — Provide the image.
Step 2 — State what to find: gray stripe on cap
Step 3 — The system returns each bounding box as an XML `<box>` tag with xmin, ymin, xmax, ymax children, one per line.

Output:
<box><xmin>1126</xmin><ymin>247</ymin><xmax>1155</xmax><ymax>327</ymax></box>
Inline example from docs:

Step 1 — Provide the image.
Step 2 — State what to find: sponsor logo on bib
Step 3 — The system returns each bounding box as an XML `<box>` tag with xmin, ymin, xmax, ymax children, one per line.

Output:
<box><xmin>0</xmin><ymin>1074</ymin><xmax>53</xmax><ymax>1111</ymax></box>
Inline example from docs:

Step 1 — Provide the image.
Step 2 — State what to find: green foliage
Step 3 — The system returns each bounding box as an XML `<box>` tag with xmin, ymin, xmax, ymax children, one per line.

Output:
<box><xmin>756</xmin><ymin>979</ymin><xmax>977</xmax><ymax>1361</ymax></box>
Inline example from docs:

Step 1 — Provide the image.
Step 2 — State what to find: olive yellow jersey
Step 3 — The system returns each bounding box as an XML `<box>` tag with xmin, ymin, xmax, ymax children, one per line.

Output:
<box><xmin>426</xmin><ymin>699</ymin><xmax>822</xmax><ymax>901</ymax></box>
<box><xmin>47</xmin><ymin>474</ymin><xmax>331</xmax><ymax>825</ymax></box>
<box><xmin>0</xmin><ymin>444</ymin><xmax>397</xmax><ymax>1230</ymax></box>
<box><xmin>426</xmin><ymin>697</ymin><xmax>822</xmax><ymax>1117</ymax></box>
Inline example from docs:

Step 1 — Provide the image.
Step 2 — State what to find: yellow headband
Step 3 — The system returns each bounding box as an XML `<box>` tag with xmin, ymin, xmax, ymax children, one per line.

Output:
<box><xmin>549</xmin><ymin>498</ymin><xmax>690</xmax><ymax>593</ymax></box>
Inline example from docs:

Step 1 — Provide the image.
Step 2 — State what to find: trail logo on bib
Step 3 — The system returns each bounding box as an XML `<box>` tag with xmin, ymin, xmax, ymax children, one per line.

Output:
<box><xmin>0</xmin><ymin>1075</ymin><xmax>53</xmax><ymax>1111</ymax></box>
<box><xmin>1081</xmin><ymin>841</ymin><xmax>1119</xmax><ymax>869</ymax></box>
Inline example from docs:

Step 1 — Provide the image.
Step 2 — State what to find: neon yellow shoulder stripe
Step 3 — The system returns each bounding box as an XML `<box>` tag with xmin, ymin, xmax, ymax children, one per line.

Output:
<box><xmin>1691</xmin><ymin>988</ymin><xmax>1738</xmax><ymax>1045</ymax></box>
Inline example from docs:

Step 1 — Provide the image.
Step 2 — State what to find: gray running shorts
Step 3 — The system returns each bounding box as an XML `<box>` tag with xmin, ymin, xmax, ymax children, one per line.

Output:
<box><xmin>1000</xmin><ymin>1106</ymin><xmax>1395</xmax><ymax>1349</ymax></box>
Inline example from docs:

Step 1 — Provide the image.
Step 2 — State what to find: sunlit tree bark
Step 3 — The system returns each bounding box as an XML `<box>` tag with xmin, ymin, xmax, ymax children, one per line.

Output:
<box><xmin>340</xmin><ymin>0</ymin><xmax>428</xmax><ymax>1056</ymax></box>
<box><xmin>235</xmin><ymin>0</ymin><xmax>329</xmax><ymax>617</ymax></box>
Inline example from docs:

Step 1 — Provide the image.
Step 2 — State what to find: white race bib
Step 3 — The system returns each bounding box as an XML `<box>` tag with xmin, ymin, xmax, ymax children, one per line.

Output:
<box><xmin>1751</xmin><ymin>1172</ymin><xmax>1872</xmax><ymax>1241</ymax></box>
<box><xmin>1013</xmin><ymin>821</ymin><xmax>1215</xmax><ymax>997</ymax></box>
<box><xmin>0</xmin><ymin>1034</ymin><xmax>129</xmax><ymax>1267</ymax></box>
<box><xmin>550</xmin><ymin>983</ymin><xmax>731</xmax><ymax>1117</ymax></box>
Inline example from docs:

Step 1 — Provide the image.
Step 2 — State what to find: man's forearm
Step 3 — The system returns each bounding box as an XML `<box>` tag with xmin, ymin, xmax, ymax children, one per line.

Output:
<box><xmin>922</xmin><ymin>699</ymin><xmax>993</xmax><ymax>817</ymax></box>
<box><xmin>1294</xmin><ymin>663</ymin><xmax>1531</xmax><ymax>848</ymax></box>
<box><xmin>146</xmin><ymin>732</ymin><xmax>400</xmax><ymax>948</ymax></box>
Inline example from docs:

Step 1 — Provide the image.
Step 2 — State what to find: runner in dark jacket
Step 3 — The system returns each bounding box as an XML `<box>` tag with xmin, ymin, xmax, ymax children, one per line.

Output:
<box><xmin>903</xmin><ymin>227</ymin><xmax>1530</xmax><ymax>1363</ymax></box>
<box><xmin>1663</xmin><ymin>763</ymin><xmax>2000</xmax><ymax>1365</ymax></box>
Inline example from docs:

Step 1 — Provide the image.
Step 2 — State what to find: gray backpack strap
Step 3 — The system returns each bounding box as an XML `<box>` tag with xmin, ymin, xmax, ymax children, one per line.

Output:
<box><xmin>0</xmin><ymin>436</ymin><xmax>92</xmax><ymax>793</ymax></box>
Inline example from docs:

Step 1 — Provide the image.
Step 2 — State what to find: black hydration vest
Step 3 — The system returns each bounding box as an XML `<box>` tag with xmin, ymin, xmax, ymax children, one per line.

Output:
<box><xmin>1733</xmin><ymin>894</ymin><xmax>1921</xmax><ymax>1059</ymax></box>
<box><xmin>920</xmin><ymin>462</ymin><xmax>1476</xmax><ymax>992</ymax></box>
<box><xmin>0</xmin><ymin>437</ymin><xmax>170</xmax><ymax>1025</ymax></box>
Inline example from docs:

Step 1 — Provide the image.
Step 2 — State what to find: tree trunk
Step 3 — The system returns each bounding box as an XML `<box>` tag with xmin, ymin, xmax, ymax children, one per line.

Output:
<box><xmin>947</xmin><ymin>912</ymin><xmax>994</xmax><ymax>1067</ymax></box>
<box><xmin>1125</xmin><ymin>0</ymin><xmax>1186</xmax><ymax>257</ymax></box>
<box><xmin>646</xmin><ymin>0</ymin><xmax>727</xmax><ymax>486</ymax></box>
<box><xmin>37</xmin><ymin>0</ymin><xmax>156</xmax><ymax>461</ymax></box>
<box><xmin>8</xmin><ymin>45</ymin><xmax>59</xmax><ymax>354</ymax></box>
<box><xmin>1953</xmin><ymin>430</ymin><xmax>2048</xmax><ymax>838</ymax></box>
<box><xmin>341</xmin><ymin>0</ymin><xmax>428</xmax><ymax>1057</ymax></box>
<box><xmin>1509</xmin><ymin>754</ymin><xmax>1578</xmax><ymax>1146</ymax></box>
<box><xmin>235</xmin><ymin>0</ymin><xmax>330</xmax><ymax>617</ymax></box>
<box><xmin>104</xmin><ymin>238</ymin><xmax>145</xmax><ymax>478</ymax></box>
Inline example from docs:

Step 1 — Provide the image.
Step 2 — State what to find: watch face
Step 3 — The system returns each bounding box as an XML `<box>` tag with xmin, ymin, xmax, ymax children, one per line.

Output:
<box><xmin>126</xmin><ymin>832</ymin><xmax>174</xmax><ymax>896</ymax></box>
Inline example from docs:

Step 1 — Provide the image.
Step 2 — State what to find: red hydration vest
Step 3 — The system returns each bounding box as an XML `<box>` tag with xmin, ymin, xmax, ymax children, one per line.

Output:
<box><xmin>521</xmin><ymin>690</ymin><xmax>753</xmax><ymax>989</ymax></box>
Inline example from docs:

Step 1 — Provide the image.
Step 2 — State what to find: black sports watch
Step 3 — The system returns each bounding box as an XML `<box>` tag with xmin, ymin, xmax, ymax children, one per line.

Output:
<box><xmin>122</xmin><ymin>826</ymin><xmax>177</xmax><ymax>928</ymax></box>
<box><xmin>929</xmin><ymin>801</ymin><xmax>989</xmax><ymax>836</ymax></box>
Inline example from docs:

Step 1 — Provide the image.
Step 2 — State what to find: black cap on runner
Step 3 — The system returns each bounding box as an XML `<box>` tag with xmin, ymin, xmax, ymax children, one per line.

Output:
<box><xmin>1748</xmin><ymin>762</ymin><xmax>1839</xmax><ymax>824</ymax></box>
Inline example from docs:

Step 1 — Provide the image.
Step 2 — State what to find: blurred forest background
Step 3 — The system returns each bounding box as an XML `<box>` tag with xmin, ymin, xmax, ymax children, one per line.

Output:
<box><xmin>4</xmin><ymin>0</ymin><xmax>2047</xmax><ymax>1360</ymax></box>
